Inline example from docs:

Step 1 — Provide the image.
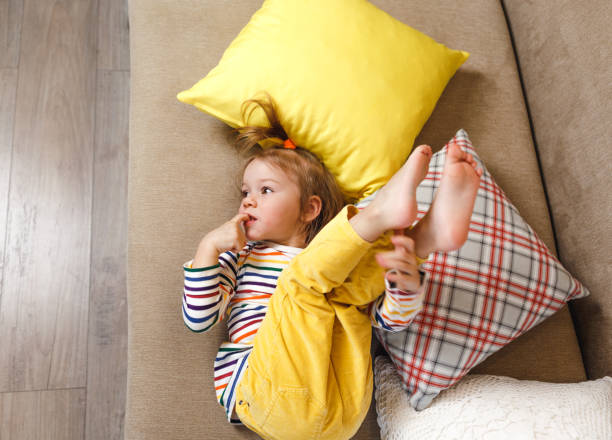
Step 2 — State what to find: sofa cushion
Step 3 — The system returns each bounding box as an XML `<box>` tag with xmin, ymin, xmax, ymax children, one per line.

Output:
<box><xmin>177</xmin><ymin>0</ymin><xmax>468</xmax><ymax>201</ymax></box>
<box><xmin>126</xmin><ymin>0</ymin><xmax>585</xmax><ymax>438</ymax></box>
<box><xmin>374</xmin><ymin>129</ymin><xmax>590</xmax><ymax>410</ymax></box>
<box><xmin>503</xmin><ymin>0</ymin><xmax>612</xmax><ymax>380</ymax></box>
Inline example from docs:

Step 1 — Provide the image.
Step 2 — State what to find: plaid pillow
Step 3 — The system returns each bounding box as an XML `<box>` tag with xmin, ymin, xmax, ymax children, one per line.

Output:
<box><xmin>376</xmin><ymin>129</ymin><xmax>590</xmax><ymax>410</ymax></box>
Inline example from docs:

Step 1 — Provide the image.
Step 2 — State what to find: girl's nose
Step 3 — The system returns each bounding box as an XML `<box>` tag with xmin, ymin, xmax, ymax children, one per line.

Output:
<box><xmin>242</xmin><ymin>196</ymin><xmax>256</xmax><ymax>207</ymax></box>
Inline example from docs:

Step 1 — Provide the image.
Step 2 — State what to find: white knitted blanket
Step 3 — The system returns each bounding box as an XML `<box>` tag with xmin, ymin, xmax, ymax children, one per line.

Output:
<box><xmin>374</xmin><ymin>356</ymin><xmax>612</xmax><ymax>440</ymax></box>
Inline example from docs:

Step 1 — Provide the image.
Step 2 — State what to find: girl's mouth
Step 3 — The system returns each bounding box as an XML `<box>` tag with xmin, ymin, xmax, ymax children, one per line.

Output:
<box><xmin>245</xmin><ymin>214</ymin><xmax>257</xmax><ymax>227</ymax></box>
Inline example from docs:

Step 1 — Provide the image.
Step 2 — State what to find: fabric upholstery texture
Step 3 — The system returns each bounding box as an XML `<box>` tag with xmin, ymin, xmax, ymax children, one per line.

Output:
<box><xmin>503</xmin><ymin>0</ymin><xmax>612</xmax><ymax>380</ymax></box>
<box><xmin>376</xmin><ymin>130</ymin><xmax>590</xmax><ymax>410</ymax></box>
<box><xmin>177</xmin><ymin>0</ymin><xmax>468</xmax><ymax>201</ymax></box>
<box><xmin>126</xmin><ymin>0</ymin><xmax>588</xmax><ymax>438</ymax></box>
<box><xmin>374</xmin><ymin>356</ymin><xmax>612</xmax><ymax>440</ymax></box>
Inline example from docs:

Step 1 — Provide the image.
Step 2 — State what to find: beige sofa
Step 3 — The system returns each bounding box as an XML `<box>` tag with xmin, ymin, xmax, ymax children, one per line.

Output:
<box><xmin>125</xmin><ymin>0</ymin><xmax>611</xmax><ymax>438</ymax></box>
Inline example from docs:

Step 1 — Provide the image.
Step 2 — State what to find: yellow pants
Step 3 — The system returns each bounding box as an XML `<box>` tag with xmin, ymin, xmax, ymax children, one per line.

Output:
<box><xmin>235</xmin><ymin>205</ymin><xmax>393</xmax><ymax>440</ymax></box>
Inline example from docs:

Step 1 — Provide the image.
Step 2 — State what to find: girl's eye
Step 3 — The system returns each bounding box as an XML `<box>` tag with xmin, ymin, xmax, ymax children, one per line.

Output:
<box><xmin>241</xmin><ymin>190</ymin><xmax>248</xmax><ymax>198</ymax></box>
<box><xmin>262</xmin><ymin>187</ymin><xmax>272</xmax><ymax>194</ymax></box>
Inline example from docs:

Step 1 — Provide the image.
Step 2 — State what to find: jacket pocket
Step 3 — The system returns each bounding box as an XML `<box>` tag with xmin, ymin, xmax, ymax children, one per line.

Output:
<box><xmin>262</xmin><ymin>387</ymin><xmax>327</xmax><ymax>440</ymax></box>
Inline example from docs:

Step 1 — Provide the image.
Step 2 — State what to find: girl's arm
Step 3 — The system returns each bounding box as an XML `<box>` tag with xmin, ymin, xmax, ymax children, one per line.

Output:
<box><xmin>368</xmin><ymin>271</ymin><xmax>426</xmax><ymax>332</ymax></box>
<box><xmin>182</xmin><ymin>213</ymin><xmax>249</xmax><ymax>333</ymax></box>
<box><xmin>182</xmin><ymin>250</ymin><xmax>241</xmax><ymax>333</ymax></box>
<box><xmin>370</xmin><ymin>233</ymin><xmax>426</xmax><ymax>332</ymax></box>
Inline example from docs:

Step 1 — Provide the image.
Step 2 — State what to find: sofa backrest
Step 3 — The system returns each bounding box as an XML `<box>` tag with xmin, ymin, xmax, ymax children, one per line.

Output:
<box><xmin>503</xmin><ymin>0</ymin><xmax>612</xmax><ymax>379</ymax></box>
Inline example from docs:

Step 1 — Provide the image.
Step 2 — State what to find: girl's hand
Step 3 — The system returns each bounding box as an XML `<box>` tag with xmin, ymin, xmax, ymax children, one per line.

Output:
<box><xmin>204</xmin><ymin>213</ymin><xmax>250</xmax><ymax>254</ymax></box>
<box><xmin>375</xmin><ymin>232</ymin><xmax>422</xmax><ymax>292</ymax></box>
<box><xmin>192</xmin><ymin>213</ymin><xmax>249</xmax><ymax>269</ymax></box>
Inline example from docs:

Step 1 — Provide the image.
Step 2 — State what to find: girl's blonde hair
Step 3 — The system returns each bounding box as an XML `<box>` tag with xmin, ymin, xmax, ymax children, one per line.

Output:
<box><xmin>231</xmin><ymin>92</ymin><xmax>346</xmax><ymax>245</ymax></box>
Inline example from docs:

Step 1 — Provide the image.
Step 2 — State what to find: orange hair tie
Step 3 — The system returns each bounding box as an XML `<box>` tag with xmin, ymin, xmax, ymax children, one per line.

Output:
<box><xmin>283</xmin><ymin>138</ymin><xmax>296</xmax><ymax>150</ymax></box>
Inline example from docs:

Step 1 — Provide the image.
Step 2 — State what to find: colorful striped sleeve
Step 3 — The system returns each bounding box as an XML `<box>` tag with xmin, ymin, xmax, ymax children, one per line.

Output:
<box><xmin>369</xmin><ymin>269</ymin><xmax>426</xmax><ymax>332</ymax></box>
<box><xmin>182</xmin><ymin>249</ymin><xmax>242</xmax><ymax>333</ymax></box>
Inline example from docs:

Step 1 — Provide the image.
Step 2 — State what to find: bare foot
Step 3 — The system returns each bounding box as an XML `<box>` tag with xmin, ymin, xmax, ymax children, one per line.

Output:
<box><xmin>350</xmin><ymin>145</ymin><xmax>432</xmax><ymax>242</ymax></box>
<box><xmin>407</xmin><ymin>141</ymin><xmax>483</xmax><ymax>258</ymax></box>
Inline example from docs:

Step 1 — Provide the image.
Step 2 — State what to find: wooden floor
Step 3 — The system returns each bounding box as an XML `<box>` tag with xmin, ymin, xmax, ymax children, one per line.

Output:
<box><xmin>0</xmin><ymin>0</ymin><xmax>129</xmax><ymax>438</ymax></box>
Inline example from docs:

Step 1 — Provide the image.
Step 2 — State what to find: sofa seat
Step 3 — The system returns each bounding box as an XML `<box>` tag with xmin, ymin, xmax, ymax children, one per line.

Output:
<box><xmin>126</xmin><ymin>1</ymin><xmax>587</xmax><ymax>438</ymax></box>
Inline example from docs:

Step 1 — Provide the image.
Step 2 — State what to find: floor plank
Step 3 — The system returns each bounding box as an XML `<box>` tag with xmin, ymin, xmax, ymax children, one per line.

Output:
<box><xmin>0</xmin><ymin>388</ymin><xmax>86</xmax><ymax>440</ymax></box>
<box><xmin>97</xmin><ymin>0</ymin><xmax>130</xmax><ymax>70</ymax></box>
<box><xmin>0</xmin><ymin>0</ymin><xmax>24</xmax><ymax>68</ymax></box>
<box><xmin>0</xmin><ymin>0</ymin><xmax>97</xmax><ymax>392</ymax></box>
<box><xmin>0</xmin><ymin>68</ymin><xmax>18</xmax><ymax>291</ymax></box>
<box><xmin>85</xmin><ymin>69</ymin><xmax>129</xmax><ymax>440</ymax></box>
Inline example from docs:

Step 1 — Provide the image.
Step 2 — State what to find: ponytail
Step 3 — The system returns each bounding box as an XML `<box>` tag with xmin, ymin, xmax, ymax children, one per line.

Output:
<box><xmin>232</xmin><ymin>91</ymin><xmax>288</xmax><ymax>154</ymax></box>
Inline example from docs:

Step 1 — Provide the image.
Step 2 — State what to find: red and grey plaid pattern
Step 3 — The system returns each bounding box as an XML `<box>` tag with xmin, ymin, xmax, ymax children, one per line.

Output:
<box><xmin>376</xmin><ymin>129</ymin><xmax>590</xmax><ymax>411</ymax></box>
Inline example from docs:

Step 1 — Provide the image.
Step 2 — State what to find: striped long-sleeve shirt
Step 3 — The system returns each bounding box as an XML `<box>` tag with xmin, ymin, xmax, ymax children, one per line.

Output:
<box><xmin>182</xmin><ymin>240</ymin><xmax>424</xmax><ymax>423</ymax></box>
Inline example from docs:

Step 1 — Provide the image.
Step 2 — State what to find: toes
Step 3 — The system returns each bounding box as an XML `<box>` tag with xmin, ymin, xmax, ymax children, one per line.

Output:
<box><xmin>466</xmin><ymin>157</ymin><xmax>483</xmax><ymax>177</ymax></box>
<box><xmin>415</xmin><ymin>144</ymin><xmax>433</xmax><ymax>157</ymax></box>
<box><xmin>447</xmin><ymin>141</ymin><xmax>465</xmax><ymax>161</ymax></box>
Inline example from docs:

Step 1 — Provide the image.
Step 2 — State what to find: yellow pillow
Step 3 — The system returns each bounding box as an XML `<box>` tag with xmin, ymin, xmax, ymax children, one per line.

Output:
<box><xmin>178</xmin><ymin>0</ymin><xmax>468</xmax><ymax>200</ymax></box>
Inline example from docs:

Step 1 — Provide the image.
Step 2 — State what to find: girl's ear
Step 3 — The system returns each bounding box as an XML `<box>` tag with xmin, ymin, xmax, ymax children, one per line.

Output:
<box><xmin>302</xmin><ymin>195</ymin><xmax>322</xmax><ymax>224</ymax></box>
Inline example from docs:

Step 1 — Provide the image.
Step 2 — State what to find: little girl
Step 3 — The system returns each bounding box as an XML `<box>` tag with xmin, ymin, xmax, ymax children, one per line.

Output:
<box><xmin>183</xmin><ymin>94</ymin><xmax>482</xmax><ymax>439</ymax></box>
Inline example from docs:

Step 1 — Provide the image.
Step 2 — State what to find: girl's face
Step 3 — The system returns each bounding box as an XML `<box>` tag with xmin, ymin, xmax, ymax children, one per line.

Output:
<box><xmin>239</xmin><ymin>159</ymin><xmax>306</xmax><ymax>247</ymax></box>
